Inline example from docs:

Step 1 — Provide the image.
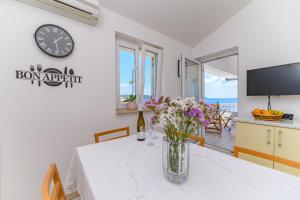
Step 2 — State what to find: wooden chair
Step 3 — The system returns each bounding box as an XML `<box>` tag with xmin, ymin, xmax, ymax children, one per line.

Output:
<box><xmin>42</xmin><ymin>163</ymin><xmax>79</xmax><ymax>200</ymax></box>
<box><xmin>94</xmin><ymin>127</ymin><xmax>130</xmax><ymax>143</ymax></box>
<box><xmin>222</xmin><ymin>111</ymin><xmax>238</xmax><ymax>133</ymax></box>
<box><xmin>205</xmin><ymin>103</ymin><xmax>226</xmax><ymax>134</ymax></box>
<box><xmin>188</xmin><ymin>134</ymin><xmax>205</xmax><ymax>147</ymax></box>
<box><xmin>177</xmin><ymin>132</ymin><xmax>205</xmax><ymax>146</ymax></box>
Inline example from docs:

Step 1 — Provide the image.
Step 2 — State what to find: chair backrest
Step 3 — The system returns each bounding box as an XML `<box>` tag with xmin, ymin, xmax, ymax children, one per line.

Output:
<box><xmin>177</xmin><ymin>132</ymin><xmax>205</xmax><ymax>147</ymax></box>
<box><xmin>188</xmin><ymin>134</ymin><xmax>205</xmax><ymax>147</ymax></box>
<box><xmin>210</xmin><ymin>104</ymin><xmax>221</xmax><ymax>119</ymax></box>
<box><xmin>94</xmin><ymin>127</ymin><xmax>130</xmax><ymax>143</ymax></box>
<box><xmin>42</xmin><ymin>164</ymin><xmax>66</xmax><ymax>200</ymax></box>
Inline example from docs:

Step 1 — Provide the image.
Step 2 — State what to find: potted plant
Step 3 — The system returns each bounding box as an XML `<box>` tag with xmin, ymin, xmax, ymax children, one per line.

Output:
<box><xmin>145</xmin><ymin>96</ymin><xmax>212</xmax><ymax>184</ymax></box>
<box><xmin>124</xmin><ymin>94</ymin><xmax>137</xmax><ymax>110</ymax></box>
<box><xmin>124</xmin><ymin>70</ymin><xmax>138</xmax><ymax>110</ymax></box>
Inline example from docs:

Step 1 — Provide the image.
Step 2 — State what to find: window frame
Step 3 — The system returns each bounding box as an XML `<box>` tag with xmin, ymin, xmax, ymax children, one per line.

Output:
<box><xmin>116</xmin><ymin>39</ymin><xmax>140</xmax><ymax>109</ymax></box>
<box><xmin>144</xmin><ymin>51</ymin><xmax>156</xmax><ymax>100</ymax></box>
<box><xmin>139</xmin><ymin>44</ymin><xmax>163</xmax><ymax>105</ymax></box>
<box><xmin>116</xmin><ymin>38</ymin><xmax>163</xmax><ymax>110</ymax></box>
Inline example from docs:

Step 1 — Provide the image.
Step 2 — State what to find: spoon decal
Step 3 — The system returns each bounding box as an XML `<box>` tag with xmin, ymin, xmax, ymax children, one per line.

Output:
<box><xmin>69</xmin><ymin>69</ymin><xmax>74</xmax><ymax>88</ymax></box>
<box><xmin>30</xmin><ymin>65</ymin><xmax>34</xmax><ymax>84</ymax></box>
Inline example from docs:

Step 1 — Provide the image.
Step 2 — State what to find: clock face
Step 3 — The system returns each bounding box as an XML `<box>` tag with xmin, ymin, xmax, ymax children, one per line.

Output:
<box><xmin>35</xmin><ymin>24</ymin><xmax>74</xmax><ymax>58</ymax></box>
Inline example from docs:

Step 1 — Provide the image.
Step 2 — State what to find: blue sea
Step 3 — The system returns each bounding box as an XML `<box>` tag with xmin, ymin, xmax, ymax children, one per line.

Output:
<box><xmin>124</xmin><ymin>95</ymin><xmax>238</xmax><ymax>105</ymax></box>
<box><xmin>205</xmin><ymin>98</ymin><xmax>238</xmax><ymax>104</ymax></box>
<box><xmin>205</xmin><ymin>98</ymin><xmax>238</xmax><ymax>112</ymax></box>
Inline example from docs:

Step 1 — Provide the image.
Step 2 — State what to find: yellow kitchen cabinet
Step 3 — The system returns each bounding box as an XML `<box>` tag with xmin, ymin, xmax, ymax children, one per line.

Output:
<box><xmin>274</xmin><ymin>127</ymin><xmax>300</xmax><ymax>176</ymax></box>
<box><xmin>274</xmin><ymin>163</ymin><xmax>300</xmax><ymax>176</ymax></box>
<box><xmin>235</xmin><ymin>122</ymin><xmax>274</xmax><ymax>168</ymax></box>
<box><xmin>238</xmin><ymin>153</ymin><xmax>274</xmax><ymax>168</ymax></box>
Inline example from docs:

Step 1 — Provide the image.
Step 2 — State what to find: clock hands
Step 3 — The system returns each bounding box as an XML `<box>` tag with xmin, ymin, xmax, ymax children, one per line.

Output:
<box><xmin>54</xmin><ymin>42</ymin><xmax>59</xmax><ymax>53</ymax></box>
<box><xmin>53</xmin><ymin>36</ymin><xmax>64</xmax><ymax>53</ymax></box>
<box><xmin>54</xmin><ymin>36</ymin><xmax>63</xmax><ymax>43</ymax></box>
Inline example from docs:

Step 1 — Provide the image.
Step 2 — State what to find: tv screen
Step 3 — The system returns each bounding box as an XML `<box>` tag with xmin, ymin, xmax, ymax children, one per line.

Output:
<box><xmin>247</xmin><ymin>62</ymin><xmax>300</xmax><ymax>96</ymax></box>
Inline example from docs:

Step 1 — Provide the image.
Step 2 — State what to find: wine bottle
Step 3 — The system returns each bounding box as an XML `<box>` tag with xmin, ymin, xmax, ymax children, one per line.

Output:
<box><xmin>137</xmin><ymin>109</ymin><xmax>145</xmax><ymax>141</ymax></box>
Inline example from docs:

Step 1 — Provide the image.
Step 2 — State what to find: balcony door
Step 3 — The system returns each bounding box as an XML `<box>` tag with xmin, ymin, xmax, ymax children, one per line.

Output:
<box><xmin>179</xmin><ymin>55</ymin><xmax>201</xmax><ymax>102</ymax></box>
<box><xmin>179</xmin><ymin>55</ymin><xmax>202</xmax><ymax>135</ymax></box>
<box><xmin>202</xmin><ymin>54</ymin><xmax>238</xmax><ymax>153</ymax></box>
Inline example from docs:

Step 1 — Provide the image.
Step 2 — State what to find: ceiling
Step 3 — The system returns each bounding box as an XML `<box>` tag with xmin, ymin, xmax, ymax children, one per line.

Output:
<box><xmin>100</xmin><ymin>0</ymin><xmax>252</xmax><ymax>47</ymax></box>
<box><xmin>204</xmin><ymin>55</ymin><xmax>238</xmax><ymax>79</ymax></box>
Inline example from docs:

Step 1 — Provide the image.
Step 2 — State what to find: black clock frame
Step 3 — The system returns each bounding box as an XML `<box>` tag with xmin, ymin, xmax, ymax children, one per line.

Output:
<box><xmin>34</xmin><ymin>24</ymin><xmax>74</xmax><ymax>58</ymax></box>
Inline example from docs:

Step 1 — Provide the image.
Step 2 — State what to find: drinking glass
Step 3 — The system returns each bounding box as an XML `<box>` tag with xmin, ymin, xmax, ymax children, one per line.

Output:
<box><xmin>147</xmin><ymin>119</ymin><xmax>154</xmax><ymax>146</ymax></box>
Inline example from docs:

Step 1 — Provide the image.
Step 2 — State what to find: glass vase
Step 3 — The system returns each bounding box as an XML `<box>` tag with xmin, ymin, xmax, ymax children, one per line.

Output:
<box><xmin>162</xmin><ymin>136</ymin><xmax>189</xmax><ymax>184</ymax></box>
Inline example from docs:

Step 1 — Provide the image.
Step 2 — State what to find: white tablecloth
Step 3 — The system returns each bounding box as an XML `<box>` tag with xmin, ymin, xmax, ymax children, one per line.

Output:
<box><xmin>65</xmin><ymin>132</ymin><xmax>300</xmax><ymax>200</ymax></box>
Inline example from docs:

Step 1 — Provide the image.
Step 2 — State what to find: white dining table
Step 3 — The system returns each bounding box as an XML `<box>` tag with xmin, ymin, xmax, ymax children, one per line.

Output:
<box><xmin>65</xmin><ymin>132</ymin><xmax>300</xmax><ymax>200</ymax></box>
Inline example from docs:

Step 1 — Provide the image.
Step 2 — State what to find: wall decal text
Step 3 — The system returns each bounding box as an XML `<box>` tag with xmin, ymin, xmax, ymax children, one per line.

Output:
<box><xmin>16</xmin><ymin>65</ymin><xmax>82</xmax><ymax>88</ymax></box>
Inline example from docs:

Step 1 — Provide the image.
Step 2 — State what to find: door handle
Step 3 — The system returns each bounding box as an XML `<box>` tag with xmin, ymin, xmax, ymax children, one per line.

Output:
<box><xmin>278</xmin><ymin>130</ymin><xmax>282</xmax><ymax>147</ymax></box>
<box><xmin>177</xmin><ymin>60</ymin><xmax>181</xmax><ymax>77</ymax></box>
<box><xmin>266</xmin><ymin>129</ymin><xmax>271</xmax><ymax>145</ymax></box>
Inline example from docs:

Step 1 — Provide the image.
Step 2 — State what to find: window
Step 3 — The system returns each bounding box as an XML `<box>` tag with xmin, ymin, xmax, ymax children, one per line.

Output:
<box><xmin>144</xmin><ymin>52</ymin><xmax>155</xmax><ymax>101</ymax></box>
<box><xmin>119</xmin><ymin>47</ymin><xmax>137</xmax><ymax>105</ymax></box>
<box><xmin>116</xmin><ymin>37</ymin><xmax>162</xmax><ymax>109</ymax></box>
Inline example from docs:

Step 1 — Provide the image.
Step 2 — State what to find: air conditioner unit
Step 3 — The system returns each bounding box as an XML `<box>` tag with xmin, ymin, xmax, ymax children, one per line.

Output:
<box><xmin>17</xmin><ymin>0</ymin><xmax>100</xmax><ymax>26</ymax></box>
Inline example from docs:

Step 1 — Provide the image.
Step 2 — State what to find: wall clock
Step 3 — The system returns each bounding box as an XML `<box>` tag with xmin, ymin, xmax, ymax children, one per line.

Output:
<box><xmin>35</xmin><ymin>24</ymin><xmax>74</xmax><ymax>58</ymax></box>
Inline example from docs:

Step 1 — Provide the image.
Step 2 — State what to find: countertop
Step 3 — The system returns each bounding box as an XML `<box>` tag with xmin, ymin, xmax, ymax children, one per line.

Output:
<box><xmin>236</xmin><ymin>116</ymin><xmax>300</xmax><ymax>130</ymax></box>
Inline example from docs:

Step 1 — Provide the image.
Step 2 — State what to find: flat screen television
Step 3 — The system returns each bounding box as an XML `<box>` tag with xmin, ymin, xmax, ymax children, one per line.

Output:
<box><xmin>247</xmin><ymin>62</ymin><xmax>300</xmax><ymax>96</ymax></box>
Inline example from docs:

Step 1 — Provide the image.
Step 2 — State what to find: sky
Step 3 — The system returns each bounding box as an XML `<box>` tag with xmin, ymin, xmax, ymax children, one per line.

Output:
<box><xmin>204</xmin><ymin>73</ymin><xmax>237</xmax><ymax>99</ymax></box>
<box><xmin>119</xmin><ymin>49</ymin><xmax>152</xmax><ymax>97</ymax></box>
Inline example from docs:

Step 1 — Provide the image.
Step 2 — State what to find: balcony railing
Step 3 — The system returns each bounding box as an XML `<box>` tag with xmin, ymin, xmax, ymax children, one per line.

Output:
<box><xmin>219</xmin><ymin>103</ymin><xmax>238</xmax><ymax>112</ymax></box>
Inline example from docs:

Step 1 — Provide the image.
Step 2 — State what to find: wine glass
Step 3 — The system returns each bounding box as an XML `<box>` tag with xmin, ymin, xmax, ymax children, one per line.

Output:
<box><xmin>147</xmin><ymin>119</ymin><xmax>154</xmax><ymax>146</ymax></box>
<box><xmin>150</xmin><ymin>120</ymin><xmax>158</xmax><ymax>140</ymax></box>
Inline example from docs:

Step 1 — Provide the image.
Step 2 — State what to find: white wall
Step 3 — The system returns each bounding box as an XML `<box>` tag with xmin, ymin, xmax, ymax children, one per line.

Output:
<box><xmin>193</xmin><ymin>0</ymin><xmax>300</xmax><ymax>118</ymax></box>
<box><xmin>0</xmin><ymin>1</ymin><xmax>192</xmax><ymax>200</ymax></box>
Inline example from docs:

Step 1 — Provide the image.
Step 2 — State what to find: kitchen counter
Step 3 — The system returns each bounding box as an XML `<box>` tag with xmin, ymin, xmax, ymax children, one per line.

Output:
<box><xmin>236</xmin><ymin>116</ymin><xmax>300</xmax><ymax>130</ymax></box>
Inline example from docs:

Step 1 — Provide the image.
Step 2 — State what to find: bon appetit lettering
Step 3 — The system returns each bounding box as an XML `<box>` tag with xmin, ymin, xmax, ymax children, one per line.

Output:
<box><xmin>16</xmin><ymin>65</ymin><xmax>82</xmax><ymax>88</ymax></box>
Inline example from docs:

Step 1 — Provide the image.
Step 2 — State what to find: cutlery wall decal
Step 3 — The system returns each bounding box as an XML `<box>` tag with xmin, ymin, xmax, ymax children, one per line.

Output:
<box><xmin>64</xmin><ymin>66</ymin><xmax>68</xmax><ymax>88</ymax></box>
<box><xmin>37</xmin><ymin>64</ymin><xmax>42</xmax><ymax>86</ymax></box>
<box><xmin>69</xmin><ymin>69</ymin><xmax>74</xmax><ymax>88</ymax></box>
<box><xmin>30</xmin><ymin>65</ymin><xmax>35</xmax><ymax>84</ymax></box>
<box><xmin>16</xmin><ymin>64</ymin><xmax>82</xmax><ymax>88</ymax></box>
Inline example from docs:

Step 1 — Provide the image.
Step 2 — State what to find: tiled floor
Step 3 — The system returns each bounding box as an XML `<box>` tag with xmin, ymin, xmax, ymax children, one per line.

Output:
<box><xmin>205</xmin><ymin>127</ymin><xmax>236</xmax><ymax>153</ymax></box>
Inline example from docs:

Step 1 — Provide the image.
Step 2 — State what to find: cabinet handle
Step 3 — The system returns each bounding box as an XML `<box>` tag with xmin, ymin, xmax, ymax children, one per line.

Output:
<box><xmin>278</xmin><ymin>130</ymin><xmax>282</xmax><ymax>147</ymax></box>
<box><xmin>266</xmin><ymin>129</ymin><xmax>271</xmax><ymax>145</ymax></box>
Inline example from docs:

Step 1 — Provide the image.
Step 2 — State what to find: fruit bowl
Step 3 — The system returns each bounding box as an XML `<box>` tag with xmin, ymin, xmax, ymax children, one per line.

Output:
<box><xmin>252</xmin><ymin>109</ymin><xmax>284</xmax><ymax>121</ymax></box>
